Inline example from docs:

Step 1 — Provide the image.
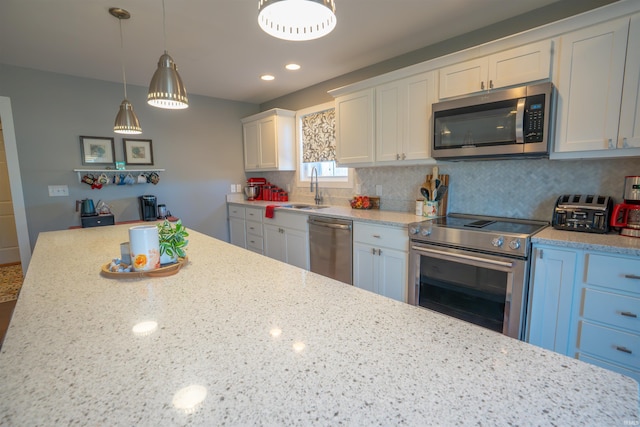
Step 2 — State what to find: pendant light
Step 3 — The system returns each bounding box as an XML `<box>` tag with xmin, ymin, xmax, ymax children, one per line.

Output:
<box><xmin>147</xmin><ymin>0</ymin><xmax>188</xmax><ymax>109</ymax></box>
<box><xmin>110</xmin><ymin>8</ymin><xmax>142</xmax><ymax>134</ymax></box>
<box><xmin>258</xmin><ymin>0</ymin><xmax>337</xmax><ymax>41</ymax></box>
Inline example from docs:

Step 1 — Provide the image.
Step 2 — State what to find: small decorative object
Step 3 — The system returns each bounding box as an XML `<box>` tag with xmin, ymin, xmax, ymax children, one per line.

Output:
<box><xmin>80</xmin><ymin>136</ymin><xmax>115</xmax><ymax>166</ymax></box>
<box><xmin>157</xmin><ymin>219</ymin><xmax>189</xmax><ymax>265</ymax></box>
<box><xmin>129</xmin><ymin>225</ymin><xmax>161</xmax><ymax>271</ymax></box>
<box><xmin>123</xmin><ymin>138</ymin><xmax>154</xmax><ymax>165</ymax></box>
<box><xmin>115</xmin><ymin>161</ymin><xmax>126</xmax><ymax>170</ymax></box>
<box><xmin>423</xmin><ymin>200</ymin><xmax>439</xmax><ymax>218</ymax></box>
<box><xmin>350</xmin><ymin>196</ymin><xmax>380</xmax><ymax>210</ymax></box>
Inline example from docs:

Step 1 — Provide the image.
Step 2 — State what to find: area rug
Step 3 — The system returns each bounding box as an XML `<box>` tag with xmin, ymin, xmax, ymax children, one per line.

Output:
<box><xmin>0</xmin><ymin>264</ymin><xmax>23</xmax><ymax>303</ymax></box>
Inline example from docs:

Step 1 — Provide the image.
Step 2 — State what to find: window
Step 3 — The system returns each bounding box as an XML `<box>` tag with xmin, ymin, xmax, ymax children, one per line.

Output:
<box><xmin>296</xmin><ymin>101</ymin><xmax>352</xmax><ymax>189</ymax></box>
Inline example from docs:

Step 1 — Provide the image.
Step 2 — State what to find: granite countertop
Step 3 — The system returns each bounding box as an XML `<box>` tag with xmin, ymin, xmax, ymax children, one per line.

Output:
<box><xmin>0</xmin><ymin>224</ymin><xmax>637</xmax><ymax>425</ymax></box>
<box><xmin>228</xmin><ymin>198</ymin><xmax>426</xmax><ymax>228</ymax></box>
<box><xmin>533</xmin><ymin>227</ymin><xmax>640</xmax><ymax>256</ymax></box>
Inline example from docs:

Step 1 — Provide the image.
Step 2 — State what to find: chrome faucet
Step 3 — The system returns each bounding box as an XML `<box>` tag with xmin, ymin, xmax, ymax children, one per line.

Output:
<box><xmin>310</xmin><ymin>166</ymin><xmax>323</xmax><ymax>205</ymax></box>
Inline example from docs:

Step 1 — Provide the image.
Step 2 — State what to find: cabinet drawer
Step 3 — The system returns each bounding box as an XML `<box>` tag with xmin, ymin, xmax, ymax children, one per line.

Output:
<box><xmin>247</xmin><ymin>235</ymin><xmax>264</xmax><ymax>252</ymax></box>
<box><xmin>578</xmin><ymin>321</ymin><xmax>639</xmax><ymax>368</ymax></box>
<box><xmin>228</xmin><ymin>205</ymin><xmax>245</xmax><ymax>219</ymax></box>
<box><xmin>583</xmin><ymin>288</ymin><xmax>640</xmax><ymax>333</ymax></box>
<box><xmin>246</xmin><ymin>220</ymin><xmax>263</xmax><ymax>237</ymax></box>
<box><xmin>263</xmin><ymin>211</ymin><xmax>308</xmax><ymax>231</ymax></box>
<box><xmin>245</xmin><ymin>208</ymin><xmax>263</xmax><ymax>222</ymax></box>
<box><xmin>585</xmin><ymin>253</ymin><xmax>640</xmax><ymax>294</ymax></box>
<box><xmin>578</xmin><ymin>353</ymin><xmax>640</xmax><ymax>383</ymax></box>
<box><xmin>81</xmin><ymin>214</ymin><xmax>115</xmax><ymax>228</ymax></box>
<box><xmin>354</xmin><ymin>222</ymin><xmax>408</xmax><ymax>251</ymax></box>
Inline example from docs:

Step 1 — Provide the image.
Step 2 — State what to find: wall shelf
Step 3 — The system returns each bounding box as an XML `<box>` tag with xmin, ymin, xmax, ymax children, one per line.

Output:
<box><xmin>73</xmin><ymin>168</ymin><xmax>165</xmax><ymax>185</ymax></box>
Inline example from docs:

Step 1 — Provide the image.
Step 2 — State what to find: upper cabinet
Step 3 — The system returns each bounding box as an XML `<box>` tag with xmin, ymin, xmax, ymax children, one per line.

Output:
<box><xmin>241</xmin><ymin>109</ymin><xmax>296</xmax><ymax>171</ymax></box>
<box><xmin>438</xmin><ymin>40</ymin><xmax>553</xmax><ymax>99</ymax></box>
<box><xmin>376</xmin><ymin>72</ymin><xmax>437</xmax><ymax>163</ymax></box>
<box><xmin>554</xmin><ymin>14</ymin><xmax>640</xmax><ymax>157</ymax></box>
<box><xmin>332</xmin><ymin>71</ymin><xmax>437</xmax><ymax>167</ymax></box>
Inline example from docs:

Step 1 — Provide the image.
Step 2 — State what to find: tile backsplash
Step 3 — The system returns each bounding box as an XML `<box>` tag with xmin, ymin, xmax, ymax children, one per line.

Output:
<box><xmin>250</xmin><ymin>157</ymin><xmax>638</xmax><ymax>221</ymax></box>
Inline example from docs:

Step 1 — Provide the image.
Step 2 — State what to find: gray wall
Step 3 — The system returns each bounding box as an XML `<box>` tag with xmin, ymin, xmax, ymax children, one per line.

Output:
<box><xmin>0</xmin><ymin>64</ymin><xmax>258</xmax><ymax>248</ymax></box>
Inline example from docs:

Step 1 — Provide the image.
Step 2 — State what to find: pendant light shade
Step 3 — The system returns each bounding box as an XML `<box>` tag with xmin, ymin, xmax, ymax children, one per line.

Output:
<box><xmin>110</xmin><ymin>7</ymin><xmax>142</xmax><ymax>135</ymax></box>
<box><xmin>147</xmin><ymin>52</ymin><xmax>188</xmax><ymax>109</ymax></box>
<box><xmin>114</xmin><ymin>99</ymin><xmax>142</xmax><ymax>134</ymax></box>
<box><xmin>258</xmin><ymin>0</ymin><xmax>337</xmax><ymax>41</ymax></box>
<box><xmin>148</xmin><ymin>0</ymin><xmax>188</xmax><ymax>109</ymax></box>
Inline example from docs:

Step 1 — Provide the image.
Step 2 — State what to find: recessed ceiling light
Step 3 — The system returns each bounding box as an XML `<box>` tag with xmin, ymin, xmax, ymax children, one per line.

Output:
<box><xmin>261</xmin><ymin>74</ymin><xmax>275</xmax><ymax>81</ymax></box>
<box><xmin>285</xmin><ymin>63</ymin><xmax>301</xmax><ymax>71</ymax></box>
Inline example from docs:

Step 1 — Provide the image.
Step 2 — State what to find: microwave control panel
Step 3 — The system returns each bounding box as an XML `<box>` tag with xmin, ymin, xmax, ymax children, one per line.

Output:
<box><xmin>524</xmin><ymin>94</ymin><xmax>546</xmax><ymax>142</ymax></box>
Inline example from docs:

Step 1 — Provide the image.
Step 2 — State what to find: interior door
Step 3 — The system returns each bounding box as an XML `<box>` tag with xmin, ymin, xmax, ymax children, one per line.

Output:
<box><xmin>0</xmin><ymin>120</ymin><xmax>20</xmax><ymax>264</ymax></box>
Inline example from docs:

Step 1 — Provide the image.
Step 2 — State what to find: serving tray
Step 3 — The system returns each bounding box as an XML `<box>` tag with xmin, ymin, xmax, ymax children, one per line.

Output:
<box><xmin>101</xmin><ymin>257</ymin><xmax>188</xmax><ymax>278</ymax></box>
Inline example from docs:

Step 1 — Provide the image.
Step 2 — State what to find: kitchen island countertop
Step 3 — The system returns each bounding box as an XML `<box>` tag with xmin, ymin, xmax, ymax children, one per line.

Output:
<box><xmin>533</xmin><ymin>226</ymin><xmax>640</xmax><ymax>256</ymax></box>
<box><xmin>0</xmin><ymin>225</ymin><xmax>637</xmax><ymax>426</ymax></box>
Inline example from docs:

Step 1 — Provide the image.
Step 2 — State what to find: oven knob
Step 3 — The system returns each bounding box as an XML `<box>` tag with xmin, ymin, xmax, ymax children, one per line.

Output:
<box><xmin>491</xmin><ymin>236</ymin><xmax>504</xmax><ymax>247</ymax></box>
<box><xmin>509</xmin><ymin>239</ymin><xmax>521</xmax><ymax>250</ymax></box>
<box><xmin>409</xmin><ymin>225</ymin><xmax>420</xmax><ymax>235</ymax></box>
<box><xmin>420</xmin><ymin>227</ymin><xmax>432</xmax><ymax>236</ymax></box>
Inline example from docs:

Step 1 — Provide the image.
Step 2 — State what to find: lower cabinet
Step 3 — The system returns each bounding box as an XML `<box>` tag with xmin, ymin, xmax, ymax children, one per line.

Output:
<box><xmin>264</xmin><ymin>211</ymin><xmax>309</xmax><ymax>270</ymax></box>
<box><xmin>228</xmin><ymin>205</ymin><xmax>264</xmax><ymax>254</ymax></box>
<box><xmin>527</xmin><ymin>243</ymin><xmax>640</xmax><ymax>383</ymax></box>
<box><xmin>353</xmin><ymin>222</ymin><xmax>408</xmax><ymax>302</ymax></box>
<box><xmin>228</xmin><ymin>205</ymin><xmax>246</xmax><ymax>248</ymax></box>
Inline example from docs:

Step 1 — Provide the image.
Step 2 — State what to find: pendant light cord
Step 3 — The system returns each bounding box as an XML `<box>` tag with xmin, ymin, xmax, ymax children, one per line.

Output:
<box><xmin>162</xmin><ymin>0</ymin><xmax>167</xmax><ymax>53</ymax></box>
<box><xmin>118</xmin><ymin>17</ymin><xmax>128</xmax><ymax>99</ymax></box>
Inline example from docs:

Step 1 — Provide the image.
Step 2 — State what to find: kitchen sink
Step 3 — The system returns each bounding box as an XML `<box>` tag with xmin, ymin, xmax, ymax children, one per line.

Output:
<box><xmin>283</xmin><ymin>204</ymin><xmax>329</xmax><ymax>210</ymax></box>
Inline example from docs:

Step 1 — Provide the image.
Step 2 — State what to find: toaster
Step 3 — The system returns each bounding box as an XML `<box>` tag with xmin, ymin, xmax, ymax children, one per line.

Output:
<box><xmin>552</xmin><ymin>194</ymin><xmax>613</xmax><ymax>234</ymax></box>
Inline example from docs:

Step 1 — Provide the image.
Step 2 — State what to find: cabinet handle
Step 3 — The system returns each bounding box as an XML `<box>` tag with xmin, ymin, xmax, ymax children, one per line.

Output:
<box><xmin>401</xmin><ymin>153</ymin><xmax>406</xmax><ymax>160</ymax></box>
<box><xmin>396</xmin><ymin>154</ymin><xmax>400</xmax><ymax>160</ymax></box>
<box><xmin>620</xmin><ymin>137</ymin><xmax>628</xmax><ymax>148</ymax></box>
<box><xmin>489</xmin><ymin>79</ymin><xmax>493</xmax><ymax>89</ymax></box>
<box><xmin>378</xmin><ymin>249</ymin><xmax>382</xmax><ymax>256</ymax></box>
<box><xmin>620</xmin><ymin>311</ymin><xmax>638</xmax><ymax>318</ymax></box>
<box><xmin>372</xmin><ymin>234</ymin><xmax>381</xmax><ymax>238</ymax></box>
<box><xmin>607</xmin><ymin>138</ymin><xmax>614</xmax><ymax>149</ymax></box>
<box><xmin>615</xmin><ymin>346</ymin><xmax>632</xmax><ymax>354</ymax></box>
<box><xmin>480</xmin><ymin>81</ymin><xmax>485</xmax><ymax>90</ymax></box>
<box><xmin>371</xmin><ymin>248</ymin><xmax>376</xmax><ymax>255</ymax></box>
<box><xmin>624</xmin><ymin>274</ymin><xmax>640</xmax><ymax>280</ymax></box>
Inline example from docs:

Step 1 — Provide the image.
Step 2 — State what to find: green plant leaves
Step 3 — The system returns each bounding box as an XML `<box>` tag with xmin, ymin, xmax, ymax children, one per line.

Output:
<box><xmin>157</xmin><ymin>219</ymin><xmax>189</xmax><ymax>257</ymax></box>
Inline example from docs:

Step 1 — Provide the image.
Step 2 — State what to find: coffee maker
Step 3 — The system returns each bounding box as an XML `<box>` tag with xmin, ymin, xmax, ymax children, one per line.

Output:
<box><xmin>610</xmin><ymin>176</ymin><xmax>640</xmax><ymax>238</ymax></box>
<box><xmin>139</xmin><ymin>195</ymin><xmax>158</xmax><ymax>221</ymax></box>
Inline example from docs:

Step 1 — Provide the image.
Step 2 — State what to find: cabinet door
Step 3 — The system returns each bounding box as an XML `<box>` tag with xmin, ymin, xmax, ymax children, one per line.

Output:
<box><xmin>376</xmin><ymin>81</ymin><xmax>403</xmax><ymax>162</ymax></box>
<box><xmin>404</xmin><ymin>73</ymin><xmax>435</xmax><ymax>160</ymax></box>
<box><xmin>229</xmin><ymin>217</ymin><xmax>246</xmax><ymax>248</ymax></box>
<box><xmin>619</xmin><ymin>13</ymin><xmax>640</xmax><ymax>149</ymax></box>
<box><xmin>438</xmin><ymin>57</ymin><xmax>488</xmax><ymax>99</ymax></box>
<box><xmin>258</xmin><ymin>117</ymin><xmax>278</xmax><ymax>169</ymax></box>
<box><xmin>243</xmin><ymin>121</ymin><xmax>261</xmax><ymax>170</ymax></box>
<box><xmin>264</xmin><ymin>224</ymin><xmax>286</xmax><ymax>263</ymax></box>
<box><xmin>335</xmin><ymin>89</ymin><xmax>375</xmax><ymax>165</ymax></box>
<box><xmin>353</xmin><ymin>243</ymin><xmax>377</xmax><ymax>294</ymax></box>
<box><xmin>377</xmin><ymin>247</ymin><xmax>408</xmax><ymax>302</ymax></box>
<box><xmin>555</xmin><ymin>18</ymin><xmax>629</xmax><ymax>152</ymax></box>
<box><xmin>285</xmin><ymin>228</ymin><xmax>309</xmax><ymax>270</ymax></box>
<box><xmin>527</xmin><ymin>247</ymin><xmax>577</xmax><ymax>354</ymax></box>
<box><xmin>489</xmin><ymin>40</ymin><xmax>552</xmax><ymax>90</ymax></box>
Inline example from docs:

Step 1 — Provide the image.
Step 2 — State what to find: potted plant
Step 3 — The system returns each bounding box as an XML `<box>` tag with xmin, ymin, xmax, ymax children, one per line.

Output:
<box><xmin>157</xmin><ymin>219</ymin><xmax>189</xmax><ymax>265</ymax></box>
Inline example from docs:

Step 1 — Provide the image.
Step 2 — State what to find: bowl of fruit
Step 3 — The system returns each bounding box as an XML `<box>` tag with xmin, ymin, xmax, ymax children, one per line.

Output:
<box><xmin>350</xmin><ymin>195</ymin><xmax>380</xmax><ymax>210</ymax></box>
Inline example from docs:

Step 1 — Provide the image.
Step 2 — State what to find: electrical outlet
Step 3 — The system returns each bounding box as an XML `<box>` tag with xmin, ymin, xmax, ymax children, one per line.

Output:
<box><xmin>230</xmin><ymin>184</ymin><xmax>236</xmax><ymax>193</ymax></box>
<box><xmin>48</xmin><ymin>185</ymin><xmax>69</xmax><ymax>197</ymax></box>
<box><xmin>237</xmin><ymin>184</ymin><xmax>243</xmax><ymax>192</ymax></box>
<box><xmin>375</xmin><ymin>185</ymin><xmax>382</xmax><ymax>196</ymax></box>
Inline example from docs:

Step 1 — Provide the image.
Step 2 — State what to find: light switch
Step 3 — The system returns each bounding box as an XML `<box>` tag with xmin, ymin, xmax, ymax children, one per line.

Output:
<box><xmin>48</xmin><ymin>185</ymin><xmax>69</xmax><ymax>197</ymax></box>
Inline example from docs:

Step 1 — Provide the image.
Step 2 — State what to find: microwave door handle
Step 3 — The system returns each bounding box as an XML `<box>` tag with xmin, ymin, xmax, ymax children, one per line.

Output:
<box><xmin>515</xmin><ymin>98</ymin><xmax>525</xmax><ymax>143</ymax></box>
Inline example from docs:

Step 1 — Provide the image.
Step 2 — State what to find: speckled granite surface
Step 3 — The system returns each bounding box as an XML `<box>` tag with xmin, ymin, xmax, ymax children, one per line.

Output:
<box><xmin>0</xmin><ymin>225</ymin><xmax>637</xmax><ymax>426</ymax></box>
<box><xmin>533</xmin><ymin>227</ymin><xmax>640</xmax><ymax>256</ymax></box>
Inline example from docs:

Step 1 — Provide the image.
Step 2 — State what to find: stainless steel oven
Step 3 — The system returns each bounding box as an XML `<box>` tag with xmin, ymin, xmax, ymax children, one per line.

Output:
<box><xmin>408</xmin><ymin>214</ymin><xmax>548</xmax><ymax>340</ymax></box>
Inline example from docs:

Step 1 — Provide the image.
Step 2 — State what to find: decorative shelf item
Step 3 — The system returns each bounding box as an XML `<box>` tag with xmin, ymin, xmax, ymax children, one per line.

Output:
<box><xmin>73</xmin><ymin>168</ymin><xmax>165</xmax><ymax>186</ymax></box>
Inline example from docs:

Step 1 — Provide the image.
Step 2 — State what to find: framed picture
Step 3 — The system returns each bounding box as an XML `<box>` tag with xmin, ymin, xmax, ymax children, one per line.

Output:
<box><xmin>80</xmin><ymin>136</ymin><xmax>115</xmax><ymax>166</ymax></box>
<box><xmin>123</xmin><ymin>138</ymin><xmax>154</xmax><ymax>165</ymax></box>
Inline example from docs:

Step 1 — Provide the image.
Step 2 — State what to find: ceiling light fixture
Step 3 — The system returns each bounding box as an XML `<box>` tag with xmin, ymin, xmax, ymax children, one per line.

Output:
<box><xmin>285</xmin><ymin>63</ymin><xmax>301</xmax><ymax>71</ymax></box>
<box><xmin>258</xmin><ymin>0</ymin><xmax>337</xmax><ymax>41</ymax></box>
<box><xmin>261</xmin><ymin>74</ymin><xmax>275</xmax><ymax>81</ymax></box>
<box><xmin>147</xmin><ymin>0</ymin><xmax>188</xmax><ymax>109</ymax></box>
<box><xmin>110</xmin><ymin>7</ymin><xmax>142</xmax><ymax>135</ymax></box>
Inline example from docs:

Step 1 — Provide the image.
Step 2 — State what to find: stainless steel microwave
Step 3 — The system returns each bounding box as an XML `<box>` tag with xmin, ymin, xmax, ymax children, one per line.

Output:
<box><xmin>432</xmin><ymin>82</ymin><xmax>554</xmax><ymax>160</ymax></box>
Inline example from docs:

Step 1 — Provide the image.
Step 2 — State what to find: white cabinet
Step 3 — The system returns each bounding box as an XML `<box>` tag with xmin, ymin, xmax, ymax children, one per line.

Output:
<box><xmin>334</xmin><ymin>88</ymin><xmax>375</xmax><ymax>165</ymax></box>
<box><xmin>353</xmin><ymin>222</ymin><xmax>408</xmax><ymax>302</ymax></box>
<box><xmin>376</xmin><ymin>71</ymin><xmax>437</xmax><ymax>163</ymax></box>
<box><xmin>264</xmin><ymin>211</ymin><xmax>309</xmax><ymax>270</ymax></box>
<box><xmin>554</xmin><ymin>14</ymin><xmax>640</xmax><ymax>156</ymax></box>
<box><xmin>527</xmin><ymin>246</ymin><xmax>577</xmax><ymax>353</ymax></box>
<box><xmin>438</xmin><ymin>40</ymin><xmax>552</xmax><ymax>99</ymax></box>
<box><xmin>241</xmin><ymin>109</ymin><xmax>296</xmax><ymax>171</ymax></box>
<box><xmin>228</xmin><ymin>205</ymin><xmax>246</xmax><ymax>248</ymax></box>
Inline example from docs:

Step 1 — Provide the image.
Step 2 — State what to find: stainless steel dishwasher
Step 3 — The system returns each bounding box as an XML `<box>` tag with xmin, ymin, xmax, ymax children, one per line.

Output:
<box><xmin>308</xmin><ymin>216</ymin><xmax>353</xmax><ymax>285</ymax></box>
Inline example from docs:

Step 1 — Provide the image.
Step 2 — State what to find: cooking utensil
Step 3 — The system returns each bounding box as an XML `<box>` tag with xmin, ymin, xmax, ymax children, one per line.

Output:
<box><xmin>428</xmin><ymin>179</ymin><xmax>436</xmax><ymax>202</ymax></box>
<box><xmin>434</xmin><ymin>185</ymin><xmax>448</xmax><ymax>202</ymax></box>
<box><xmin>420</xmin><ymin>187</ymin><xmax>430</xmax><ymax>200</ymax></box>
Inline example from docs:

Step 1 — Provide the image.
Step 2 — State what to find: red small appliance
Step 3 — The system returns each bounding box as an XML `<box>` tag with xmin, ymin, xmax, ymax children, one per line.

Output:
<box><xmin>611</xmin><ymin>175</ymin><xmax>640</xmax><ymax>238</ymax></box>
<box><xmin>247</xmin><ymin>177</ymin><xmax>267</xmax><ymax>200</ymax></box>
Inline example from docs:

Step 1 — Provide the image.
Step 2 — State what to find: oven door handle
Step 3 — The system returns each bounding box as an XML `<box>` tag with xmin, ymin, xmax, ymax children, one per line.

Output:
<box><xmin>411</xmin><ymin>245</ymin><xmax>515</xmax><ymax>268</ymax></box>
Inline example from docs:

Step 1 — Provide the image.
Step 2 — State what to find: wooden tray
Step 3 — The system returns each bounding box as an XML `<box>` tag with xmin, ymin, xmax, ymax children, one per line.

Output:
<box><xmin>101</xmin><ymin>257</ymin><xmax>188</xmax><ymax>278</ymax></box>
